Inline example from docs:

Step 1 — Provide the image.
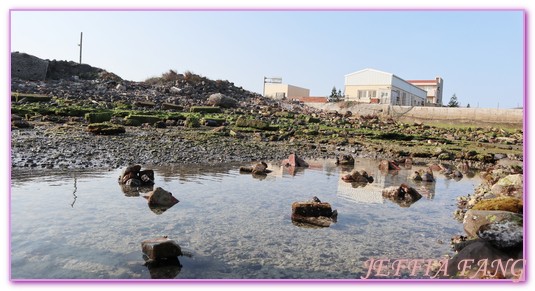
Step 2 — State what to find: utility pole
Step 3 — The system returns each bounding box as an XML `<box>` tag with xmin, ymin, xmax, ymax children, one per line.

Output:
<box><xmin>78</xmin><ymin>32</ymin><xmax>83</xmax><ymax>64</ymax></box>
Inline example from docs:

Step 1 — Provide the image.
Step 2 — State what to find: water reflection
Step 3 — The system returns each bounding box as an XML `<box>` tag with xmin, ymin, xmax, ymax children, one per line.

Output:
<box><xmin>143</xmin><ymin>256</ymin><xmax>182</xmax><ymax>279</ymax></box>
<box><xmin>119</xmin><ymin>184</ymin><xmax>153</xmax><ymax>197</ymax></box>
<box><xmin>70</xmin><ymin>174</ymin><xmax>78</xmax><ymax>208</ymax></box>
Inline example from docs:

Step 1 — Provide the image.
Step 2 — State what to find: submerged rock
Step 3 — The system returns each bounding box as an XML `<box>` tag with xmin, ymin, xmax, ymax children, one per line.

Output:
<box><xmin>144</xmin><ymin>256</ymin><xmax>182</xmax><ymax>279</ymax></box>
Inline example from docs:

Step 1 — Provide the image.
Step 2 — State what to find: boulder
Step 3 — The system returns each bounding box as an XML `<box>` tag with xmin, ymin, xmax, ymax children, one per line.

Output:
<box><xmin>446</xmin><ymin>240</ymin><xmax>519</xmax><ymax>277</ymax></box>
<box><xmin>146</xmin><ymin>187</ymin><xmax>179</xmax><ymax>208</ymax></box>
<box><xmin>477</xmin><ymin>220</ymin><xmax>523</xmax><ymax>249</ymax></box>
<box><xmin>472</xmin><ymin>197</ymin><xmax>523</xmax><ymax>213</ymax></box>
<box><xmin>282</xmin><ymin>153</ymin><xmax>309</xmax><ymax>167</ymax></box>
<box><xmin>291</xmin><ymin>199</ymin><xmax>337</xmax><ymax>227</ymax></box>
<box><xmin>491</xmin><ymin>174</ymin><xmax>523</xmax><ymax>198</ymax></box>
<box><xmin>382</xmin><ymin>184</ymin><xmax>422</xmax><ymax>207</ymax></box>
<box><xmin>206</xmin><ymin>93</ymin><xmax>238</xmax><ymax>108</ymax></box>
<box><xmin>463</xmin><ymin>209</ymin><xmax>523</xmax><ymax>238</ymax></box>
<box><xmin>141</xmin><ymin>237</ymin><xmax>182</xmax><ymax>260</ymax></box>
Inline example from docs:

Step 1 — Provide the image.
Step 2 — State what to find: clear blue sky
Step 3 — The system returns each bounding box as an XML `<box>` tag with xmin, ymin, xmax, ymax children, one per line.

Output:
<box><xmin>10</xmin><ymin>10</ymin><xmax>524</xmax><ymax>108</ymax></box>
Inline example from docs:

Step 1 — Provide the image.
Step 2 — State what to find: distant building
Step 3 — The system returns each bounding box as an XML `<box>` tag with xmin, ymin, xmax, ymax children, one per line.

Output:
<box><xmin>407</xmin><ymin>77</ymin><xmax>444</xmax><ymax>106</ymax></box>
<box><xmin>264</xmin><ymin>83</ymin><xmax>310</xmax><ymax>100</ymax></box>
<box><xmin>343</xmin><ymin>68</ymin><xmax>426</xmax><ymax>106</ymax></box>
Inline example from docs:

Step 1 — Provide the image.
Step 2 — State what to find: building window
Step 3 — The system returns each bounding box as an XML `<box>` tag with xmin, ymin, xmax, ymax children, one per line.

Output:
<box><xmin>358</xmin><ymin>90</ymin><xmax>366</xmax><ymax>99</ymax></box>
<box><xmin>369</xmin><ymin>90</ymin><xmax>377</xmax><ymax>98</ymax></box>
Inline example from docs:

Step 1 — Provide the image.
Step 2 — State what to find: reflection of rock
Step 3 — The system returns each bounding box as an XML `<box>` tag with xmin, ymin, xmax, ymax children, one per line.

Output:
<box><xmin>409</xmin><ymin>171</ymin><xmax>422</xmax><ymax>181</ymax></box>
<box><xmin>421</xmin><ymin>169</ymin><xmax>435</xmax><ymax>182</ymax></box>
<box><xmin>291</xmin><ymin>199</ymin><xmax>337</xmax><ymax>228</ymax></box>
<box><xmin>143</xmin><ymin>187</ymin><xmax>179</xmax><ymax>214</ymax></box>
<box><xmin>282</xmin><ymin>153</ymin><xmax>309</xmax><ymax>167</ymax></box>
<box><xmin>341</xmin><ymin>170</ymin><xmax>373</xmax><ymax>184</ymax></box>
<box><xmin>120</xmin><ymin>184</ymin><xmax>153</xmax><ymax>197</ymax></box>
<box><xmin>284</xmin><ymin>165</ymin><xmax>305</xmax><ymax>176</ymax></box>
<box><xmin>382</xmin><ymin>184</ymin><xmax>422</xmax><ymax>207</ymax></box>
<box><xmin>144</xmin><ymin>256</ymin><xmax>182</xmax><ymax>279</ymax></box>
<box><xmin>141</xmin><ymin>237</ymin><xmax>183</xmax><ymax>260</ymax></box>
<box><xmin>336</xmin><ymin>155</ymin><xmax>354</xmax><ymax>166</ymax></box>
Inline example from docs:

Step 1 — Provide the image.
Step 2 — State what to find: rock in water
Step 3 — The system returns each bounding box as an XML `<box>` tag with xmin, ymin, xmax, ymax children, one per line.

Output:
<box><xmin>141</xmin><ymin>237</ymin><xmax>182</xmax><ymax>260</ymax></box>
<box><xmin>382</xmin><ymin>184</ymin><xmax>422</xmax><ymax>207</ymax></box>
<box><xmin>291</xmin><ymin>198</ymin><xmax>337</xmax><ymax>228</ymax></box>
<box><xmin>146</xmin><ymin>187</ymin><xmax>179</xmax><ymax>207</ymax></box>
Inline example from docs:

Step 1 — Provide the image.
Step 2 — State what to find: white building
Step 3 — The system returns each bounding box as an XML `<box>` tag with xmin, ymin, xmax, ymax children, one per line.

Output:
<box><xmin>344</xmin><ymin>68</ymin><xmax>427</xmax><ymax>106</ymax></box>
<box><xmin>263</xmin><ymin>83</ymin><xmax>310</xmax><ymax>100</ymax></box>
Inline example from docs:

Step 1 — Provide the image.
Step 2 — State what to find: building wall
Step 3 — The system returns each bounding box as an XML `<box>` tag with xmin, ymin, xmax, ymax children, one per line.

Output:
<box><xmin>344</xmin><ymin>69</ymin><xmax>426</xmax><ymax>106</ymax></box>
<box><xmin>308</xmin><ymin>102</ymin><xmax>523</xmax><ymax>126</ymax></box>
<box><xmin>264</xmin><ymin>83</ymin><xmax>310</xmax><ymax>99</ymax></box>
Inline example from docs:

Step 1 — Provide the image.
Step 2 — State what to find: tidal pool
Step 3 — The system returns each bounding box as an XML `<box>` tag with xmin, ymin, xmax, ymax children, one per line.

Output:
<box><xmin>10</xmin><ymin>159</ymin><xmax>481</xmax><ymax>280</ymax></box>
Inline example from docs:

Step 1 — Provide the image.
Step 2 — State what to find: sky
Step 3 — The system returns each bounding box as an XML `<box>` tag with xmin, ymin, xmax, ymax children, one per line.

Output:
<box><xmin>9</xmin><ymin>9</ymin><xmax>524</xmax><ymax>109</ymax></box>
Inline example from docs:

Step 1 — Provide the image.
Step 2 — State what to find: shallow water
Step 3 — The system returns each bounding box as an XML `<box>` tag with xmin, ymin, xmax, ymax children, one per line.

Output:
<box><xmin>10</xmin><ymin>159</ymin><xmax>481</xmax><ymax>280</ymax></box>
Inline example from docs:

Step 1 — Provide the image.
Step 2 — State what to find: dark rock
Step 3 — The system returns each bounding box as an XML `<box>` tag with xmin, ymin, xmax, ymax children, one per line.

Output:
<box><xmin>409</xmin><ymin>171</ymin><xmax>422</xmax><ymax>181</ymax></box>
<box><xmin>446</xmin><ymin>239</ymin><xmax>522</xmax><ymax>278</ymax></box>
<box><xmin>382</xmin><ymin>184</ymin><xmax>422</xmax><ymax>207</ymax></box>
<box><xmin>145</xmin><ymin>187</ymin><xmax>179</xmax><ymax>208</ymax></box>
<box><xmin>477</xmin><ymin>220</ymin><xmax>523</xmax><ymax>249</ymax></box>
<box><xmin>141</xmin><ymin>237</ymin><xmax>182</xmax><ymax>260</ymax></box>
<box><xmin>291</xmin><ymin>199</ymin><xmax>337</xmax><ymax>228</ymax></box>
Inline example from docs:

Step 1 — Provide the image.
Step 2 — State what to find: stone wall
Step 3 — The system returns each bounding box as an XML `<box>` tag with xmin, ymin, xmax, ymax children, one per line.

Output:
<box><xmin>308</xmin><ymin>102</ymin><xmax>523</xmax><ymax>127</ymax></box>
<box><xmin>11</xmin><ymin>52</ymin><xmax>49</xmax><ymax>81</ymax></box>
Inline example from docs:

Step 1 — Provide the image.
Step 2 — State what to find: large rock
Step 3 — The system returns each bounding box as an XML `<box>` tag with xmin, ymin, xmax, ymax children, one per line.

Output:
<box><xmin>491</xmin><ymin>174</ymin><xmax>523</xmax><ymax>198</ymax></box>
<box><xmin>206</xmin><ymin>93</ymin><xmax>238</xmax><ymax>108</ymax></box>
<box><xmin>86</xmin><ymin>122</ymin><xmax>125</xmax><ymax>135</ymax></box>
<box><xmin>336</xmin><ymin>155</ymin><xmax>355</xmax><ymax>166</ymax></box>
<box><xmin>446</xmin><ymin>240</ymin><xmax>520</xmax><ymax>278</ymax></box>
<box><xmin>146</xmin><ymin>187</ymin><xmax>179</xmax><ymax>207</ymax></box>
<box><xmin>291</xmin><ymin>199</ymin><xmax>337</xmax><ymax>228</ymax></box>
<box><xmin>477</xmin><ymin>220</ymin><xmax>523</xmax><ymax>249</ymax></box>
<box><xmin>11</xmin><ymin>52</ymin><xmax>48</xmax><ymax>80</ymax></box>
<box><xmin>141</xmin><ymin>237</ymin><xmax>182</xmax><ymax>260</ymax></box>
<box><xmin>463</xmin><ymin>210</ymin><xmax>523</xmax><ymax>238</ymax></box>
<box><xmin>382</xmin><ymin>184</ymin><xmax>422</xmax><ymax>207</ymax></box>
<box><xmin>472</xmin><ymin>197</ymin><xmax>523</xmax><ymax>214</ymax></box>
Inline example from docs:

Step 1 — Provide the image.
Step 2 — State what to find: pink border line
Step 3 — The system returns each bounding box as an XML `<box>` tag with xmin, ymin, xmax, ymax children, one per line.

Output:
<box><xmin>7</xmin><ymin>8</ymin><xmax>528</xmax><ymax>284</ymax></box>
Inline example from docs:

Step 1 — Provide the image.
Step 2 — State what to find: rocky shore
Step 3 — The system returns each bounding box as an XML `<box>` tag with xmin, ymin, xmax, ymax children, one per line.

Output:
<box><xmin>10</xmin><ymin>53</ymin><xmax>525</xmax><ymax>279</ymax></box>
